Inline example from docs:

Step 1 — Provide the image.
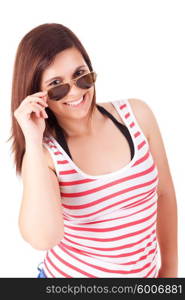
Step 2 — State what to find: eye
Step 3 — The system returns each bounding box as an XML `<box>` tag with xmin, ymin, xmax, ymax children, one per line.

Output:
<box><xmin>49</xmin><ymin>79</ymin><xmax>61</xmax><ymax>86</ymax></box>
<box><xmin>74</xmin><ymin>69</ymin><xmax>85</xmax><ymax>77</ymax></box>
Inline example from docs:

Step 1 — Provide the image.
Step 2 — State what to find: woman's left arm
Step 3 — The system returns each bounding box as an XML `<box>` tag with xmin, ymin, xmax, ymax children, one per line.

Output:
<box><xmin>129</xmin><ymin>98</ymin><xmax>178</xmax><ymax>278</ymax></box>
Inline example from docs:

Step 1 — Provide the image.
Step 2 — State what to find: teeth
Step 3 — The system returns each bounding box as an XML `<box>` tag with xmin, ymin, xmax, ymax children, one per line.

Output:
<box><xmin>66</xmin><ymin>97</ymin><xmax>83</xmax><ymax>106</ymax></box>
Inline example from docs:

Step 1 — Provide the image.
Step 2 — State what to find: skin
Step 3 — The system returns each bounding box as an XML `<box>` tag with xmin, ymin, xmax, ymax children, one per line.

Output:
<box><xmin>39</xmin><ymin>47</ymin><xmax>177</xmax><ymax>277</ymax></box>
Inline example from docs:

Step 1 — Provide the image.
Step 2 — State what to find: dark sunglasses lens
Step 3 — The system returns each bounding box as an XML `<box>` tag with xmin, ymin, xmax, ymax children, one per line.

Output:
<box><xmin>77</xmin><ymin>72</ymin><xmax>97</xmax><ymax>89</ymax></box>
<box><xmin>48</xmin><ymin>84</ymin><xmax>70</xmax><ymax>101</ymax></box>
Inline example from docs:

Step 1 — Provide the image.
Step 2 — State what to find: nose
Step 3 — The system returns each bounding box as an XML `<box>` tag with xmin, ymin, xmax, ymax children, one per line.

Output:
<box><xmin>65</xmin><ymin>81</ymin><xmax>81</xmax><ymax>100</ymax></box>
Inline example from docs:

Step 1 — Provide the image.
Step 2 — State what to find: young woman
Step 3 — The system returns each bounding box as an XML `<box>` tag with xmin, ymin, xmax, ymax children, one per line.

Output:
<box><xmin>10</xmin><ymin>23</ymin><xmax>178</xmax><ymax>278</ymax></box>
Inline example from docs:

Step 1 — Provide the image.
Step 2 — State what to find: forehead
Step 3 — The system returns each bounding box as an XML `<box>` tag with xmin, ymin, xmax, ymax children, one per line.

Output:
<box><xmin>42</xmin><ymin>48</ymin><xmax>87</xmax><ymax>81</ymax></box>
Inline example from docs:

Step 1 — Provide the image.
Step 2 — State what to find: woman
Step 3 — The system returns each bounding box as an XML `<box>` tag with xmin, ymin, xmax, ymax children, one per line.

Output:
<box><xmin>10</xmin><ymin>23</ymin><xmax>178</xmax><ymax>278</ymax></box>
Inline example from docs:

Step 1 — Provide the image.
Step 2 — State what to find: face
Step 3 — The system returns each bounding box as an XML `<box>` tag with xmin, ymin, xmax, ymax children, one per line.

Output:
<box><xmin>41</xmin><ymin>47</ymin><xmax>95</xmax><ymax>121</ymax></box>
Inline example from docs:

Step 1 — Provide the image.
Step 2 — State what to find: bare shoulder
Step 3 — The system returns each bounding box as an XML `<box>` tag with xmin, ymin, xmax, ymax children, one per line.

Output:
<box><xmin>127</xmin><ymin>98</ymin><xmax>165</xmax><ymax>143</ymax></box>
<box><xmin>21</xmin><ymin>145</ymin><xmax>57</xmax><ymax>178</ymax></box>
<box><xmin>127</xmin><ymin>98</ymin><xmax>155</xmax><ymax>140</ymax></box>
<box><xmin>42</xmin><ymin>145</ymin><xmax>56</xmax><ymax>174</ymax></box>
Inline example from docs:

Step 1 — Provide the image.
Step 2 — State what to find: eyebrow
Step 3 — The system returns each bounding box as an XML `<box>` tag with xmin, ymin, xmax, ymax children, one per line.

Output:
<box><xmin>44</xmin><ymin>65</ymin><xmax>88</xmax><ymax>84</ymax></box>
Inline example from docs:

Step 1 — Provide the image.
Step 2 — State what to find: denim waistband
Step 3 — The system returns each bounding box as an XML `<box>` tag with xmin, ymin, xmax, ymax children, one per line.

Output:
<box><xmin>37</xmin><ymin>262</ymin><xmax>47</xmax><ymax>278</ymax></box>
<box><xmin>37</xmin><ymin>268</ymin><xmax>47</xmax><ymax>278</ymax></box>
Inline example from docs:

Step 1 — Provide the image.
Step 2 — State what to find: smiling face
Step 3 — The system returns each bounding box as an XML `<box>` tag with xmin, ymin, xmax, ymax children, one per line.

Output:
<box><xmin>41</xmin><ymin>47</ymin><xmax>95</xmax><ymax>122</ymax></box>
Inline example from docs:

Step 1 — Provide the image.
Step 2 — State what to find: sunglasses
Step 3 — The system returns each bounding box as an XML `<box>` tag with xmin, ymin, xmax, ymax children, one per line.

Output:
<box><xmin>47</xmin><ymin>71</ymin><xmax>97</xmax><ymax>101</ymax></box>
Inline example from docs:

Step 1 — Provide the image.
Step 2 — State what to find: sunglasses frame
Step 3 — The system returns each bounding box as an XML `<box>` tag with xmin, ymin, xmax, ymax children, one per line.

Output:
<box><xmin>47</xmin><ymin>71</ymin><xmax>97</xmax><ymax>101</ymax></box>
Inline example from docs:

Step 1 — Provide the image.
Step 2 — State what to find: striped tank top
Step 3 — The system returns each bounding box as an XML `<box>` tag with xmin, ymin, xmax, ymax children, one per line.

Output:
<box><xmin>42</xmin><ymin>98</ymin><xmax>159</xmax><ymax>278</ymax></box>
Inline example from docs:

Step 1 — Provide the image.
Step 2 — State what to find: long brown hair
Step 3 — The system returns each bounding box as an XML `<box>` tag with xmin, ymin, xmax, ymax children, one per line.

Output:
<box><xmin>8</xmin><ymin>23</ymin><xmax>97</xmax><ymax>176</ymax></box>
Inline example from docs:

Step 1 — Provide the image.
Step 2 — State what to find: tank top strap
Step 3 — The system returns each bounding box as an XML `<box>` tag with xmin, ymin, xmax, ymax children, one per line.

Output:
<box><xmin>111</xmin><ymin>99</ymin><xmax>149</xmax><ymax>148</ymax></box>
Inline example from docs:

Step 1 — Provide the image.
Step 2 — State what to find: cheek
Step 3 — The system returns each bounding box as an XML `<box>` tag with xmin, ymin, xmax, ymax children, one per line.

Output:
<box><xmin>47</xmin><ymin>100</ymin><xmax>54</xmax><ymax>109</ymax></box>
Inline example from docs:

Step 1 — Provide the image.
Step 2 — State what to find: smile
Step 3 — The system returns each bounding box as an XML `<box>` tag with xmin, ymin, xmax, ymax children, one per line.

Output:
<box><xmin>63</xmin><ymin>94</ymin><xmax>86</xmax><ymax>108</ymax></box>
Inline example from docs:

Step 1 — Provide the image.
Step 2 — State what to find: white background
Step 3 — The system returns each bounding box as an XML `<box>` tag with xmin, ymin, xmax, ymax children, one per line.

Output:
<box><xmin>0</xmin><ymin>0</ymin><xmax>184</xmax><ymax>277</ymax></box>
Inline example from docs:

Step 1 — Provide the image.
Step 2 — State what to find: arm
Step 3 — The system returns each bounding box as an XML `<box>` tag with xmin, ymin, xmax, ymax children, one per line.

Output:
<box><xmin>19</xmin><ymin>141</ymin><xmax>64</xmax><ymax>250</ymax></box>
<box><xmin>129</xmin><ymin>98</ymin><xmax>178</xmax><ymax>277</ymax></box>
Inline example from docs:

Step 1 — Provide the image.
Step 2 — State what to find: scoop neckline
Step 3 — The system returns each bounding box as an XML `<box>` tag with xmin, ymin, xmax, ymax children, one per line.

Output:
<box><xmin>48</xmin><ymin>100</ymin><xmax>138</xmax><ymax>180</ymax></box>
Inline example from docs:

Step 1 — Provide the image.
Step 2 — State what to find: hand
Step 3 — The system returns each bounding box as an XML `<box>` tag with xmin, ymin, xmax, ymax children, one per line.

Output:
<box><xmin>14</xmin><ymin>91</ymin><xmax>49</xmax><ymax>143</ymax></box>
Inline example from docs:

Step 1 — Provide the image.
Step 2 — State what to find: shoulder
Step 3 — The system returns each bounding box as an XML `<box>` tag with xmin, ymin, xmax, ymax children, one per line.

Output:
<box><xmin>101</xmin><ymin>98</ymin><xmax>154</xmax><ymax>140</ymax></box>
<box><xmin>127</xmin><ymin>98</ymin><xmax>158</xmax><ymax>140</ymax></box>
<box><xmin>42</xmin><ymin>144</ymin><xmax>56</xmax><ymax>174</ymax></box>
<box><xmin>125</xmin><ymin>98</ymin><xmax>161</xmax><ymax>144</ymax></box>
<box><xmin>20</xmin><ymin>143</ymin><xmax>57</xmax><ymax>178</ymax></box>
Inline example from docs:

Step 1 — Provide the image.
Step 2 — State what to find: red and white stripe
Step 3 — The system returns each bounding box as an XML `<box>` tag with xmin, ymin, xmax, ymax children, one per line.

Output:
<box><xmin>42</xmin><ymin>99</ymin><xmax>159</xmax><ymax>278</ymax></box>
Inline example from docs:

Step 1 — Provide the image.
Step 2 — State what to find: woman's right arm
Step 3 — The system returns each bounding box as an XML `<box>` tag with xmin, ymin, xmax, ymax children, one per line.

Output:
<box><xmin>19</xmin><ymin>141</ymin><xmax>64</xmax><ymax>250</ymax></box>
<box><xmin>14</xmin><ymin>91</ymin><xmax>64</xmax><ymax>250</ymax></box>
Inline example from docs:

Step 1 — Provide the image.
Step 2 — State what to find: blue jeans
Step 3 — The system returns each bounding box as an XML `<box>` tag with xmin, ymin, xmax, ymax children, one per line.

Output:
<box><xmin>37</xmin><ymin>262</ymin><xmax>47</xmax><ymax>278</ymax></box>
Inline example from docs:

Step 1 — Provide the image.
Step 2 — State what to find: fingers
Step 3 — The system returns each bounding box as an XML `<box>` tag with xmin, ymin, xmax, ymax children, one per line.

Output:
<box><xmin>32</xmin><ymin>91</ymin><xmax>48</xmax><ymax>104</ymax></box>
<box><xmin>25</xmin><ymin>96</ymin><xmax>48</xmax><ymax>106</ymax></box>
<box><xmin>31</xmin><ymin>91</ymin><xmax>47</xmax><ymax>97</ymax></box>
<box><xmin>28</xmin><ymin>102</ymin><xmax>48</xmax><ymax>119</ymax></box>
<box><xmin>14</xmin><ymin>92</ymin><xmax>49</xmax><ymax>122</ymax></box>
<box><xmin>18</xmin><ymin>93</ymin><xmax>48</xmax><ymax>119</ymax></box>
